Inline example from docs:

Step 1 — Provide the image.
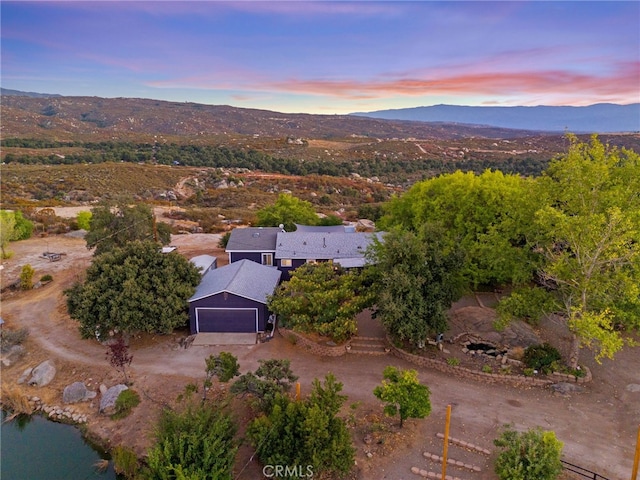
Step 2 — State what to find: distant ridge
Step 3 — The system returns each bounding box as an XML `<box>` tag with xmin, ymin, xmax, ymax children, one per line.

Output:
<box><xmin>1</xmin><ymin>88</ymin><xmax>61</xmax><ymax>99</ymax></box>
<box><xmin>351</xmin><ymin>104</ymin><xmax>640</xmax><ymax>134</ymax></box>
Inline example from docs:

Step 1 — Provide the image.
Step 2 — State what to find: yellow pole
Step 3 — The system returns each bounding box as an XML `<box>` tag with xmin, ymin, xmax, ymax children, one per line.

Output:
<box><xmin>632</xmin><ymin>423</ymin><xmax>640</xmax><ymax>480</ymax></box>
<box><xmin>295</xmin><ymin>382</ymin><xmax>301</xmax><ymax>401</ymax></box>
<box><xmin>442</xmin><ymin>405</ymin><xmax>451</xmax><ymax>480</ymax></box>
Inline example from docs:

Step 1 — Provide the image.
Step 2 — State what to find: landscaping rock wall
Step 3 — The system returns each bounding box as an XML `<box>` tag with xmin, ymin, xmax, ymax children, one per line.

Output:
<box><xmin>388</xmin><ymin>339</ymin><xmax>591</xmax><ymax>387</ymax></box>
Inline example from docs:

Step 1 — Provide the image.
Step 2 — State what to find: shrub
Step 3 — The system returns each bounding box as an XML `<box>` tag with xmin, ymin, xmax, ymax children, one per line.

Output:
<box><xmin>446</xmin><ymin>357</ymin><xmax>460</xmax><ymax>366</ymax></box>
<box><xmin>482</xmin><ymin>365</ymin><xmax>493</xmax><ymax>374</ymax></box>
<box><xmin>218</xmin><ymin>231</ymin><xmax>231</xmax><ymax>248</ymax></box>
<box><xmin>40</xmin><ymin>274</ymin><xmax>53</xmax><ymax>282</ymax></box>
<box><xmin>0</xmin><ymin>328</ymin><xmax>29</xmax><ymax>353</ymax></box>
<box><xmin>495</xmin><ymin>287</ymin><xmax>558</xmax><ymax>329</ymax></box>
<box><xmin>523</xmin><ymin>368</ymin><xmax>535</xmax><ymax>377</ymax></box>
<box><xmin>145</xmin><ymin>401</ymin><xmax>237</xmax><ymax>480</ymax></box>
<box><xmin>20</xmin><ymin>264</ymin><xmax>35</xmax><ymax>290</ymax></box>
<box><xmin>248</xmin><ymin>374</ymin><xmax>354</xmax><ymax>478</ymax></box>
<box><xmin>523</xmin><ymin>343</ymin><xmax>562</xmax><ymax>373</ymax></box>
<box><xmin>111</xmin><ymin>389</ymin><xmax>140</xmax><ymax>419</ymax></box>
<box><xmin>111</xmin><ymin>445</ymin><xmax>139</xmax><ymax>478</ymax></box>
<box><xmin>494</xmin><ymin>426</ymin><xmax>563</xmax><ymax>480</ymax></box>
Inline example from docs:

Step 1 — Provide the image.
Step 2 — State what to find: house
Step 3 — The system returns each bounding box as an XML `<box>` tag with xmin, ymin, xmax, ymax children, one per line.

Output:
<box><xmin>275</xmin><ymin>230</ymin><xmax>382</xmax><ymax>280</ymax></box>
<box><xmin>224</xmin><ymin>225</ymin><xmax>382</xmax><ymax>280</ymax></box>
<box><xmin>188</xmin><ymin>259</ymin><xmax>282</xmax><ymax>334</ymax></box>
<box><xmin>225</xmin><ymin>226</ymin><xmax>282</xmax><ymax>267</ymax></box>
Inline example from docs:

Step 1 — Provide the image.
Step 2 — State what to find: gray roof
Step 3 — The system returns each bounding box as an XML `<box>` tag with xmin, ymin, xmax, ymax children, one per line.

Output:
<box><xmin>225</xmin><ymin>227</ymin><xmax>281</xmax><ymax>252</ymax></box>
<box><xmin>189</xmin><ymin>259</ymin><xmax>281</xmax><ymax>304</ymax></box>
<box><xmin>190</xmin><ymin>255</ymin><xmax>217</xmax><ymax>273</ymax></box>
<box><xmin>275</xmin><ymin>231</ymin><xmax>383</xmax><ymax>260</ymax></box>
<box><xmin>294</xmin><ymin>223</ymin><xmax>349</xmax><ymax>233</ymax></box>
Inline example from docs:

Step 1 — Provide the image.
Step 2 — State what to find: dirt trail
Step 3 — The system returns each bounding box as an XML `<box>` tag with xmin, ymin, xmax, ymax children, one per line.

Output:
<box><xmin>1</xmin><ymin>234</ymin><xmax>639</xmax><ymax>480</ymax></box>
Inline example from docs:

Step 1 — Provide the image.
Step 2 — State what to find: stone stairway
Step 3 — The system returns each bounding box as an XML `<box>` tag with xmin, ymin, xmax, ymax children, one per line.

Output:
<box><xmin>347</xmin><ymin>336</ymin><xmax>389</xmax><ymax>355</ymax></box>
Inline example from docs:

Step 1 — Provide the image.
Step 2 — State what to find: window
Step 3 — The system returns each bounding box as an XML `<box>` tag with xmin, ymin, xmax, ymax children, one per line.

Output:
<box><xmin>280</xmin><ymin>259</ymin><xmax>292</xmax><ymax>267</ymax></box>
<box><xmin>262</xmin><ymin>253</ymin><xmax>274</xmax><ymax>266</ymax></box>
<box><xmin>306</xmin><ymin>259</ymin><xmax>317</xmax><ymax>264</ymax></box>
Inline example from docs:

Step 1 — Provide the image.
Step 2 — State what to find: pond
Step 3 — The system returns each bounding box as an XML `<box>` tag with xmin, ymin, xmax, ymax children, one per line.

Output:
<box><xmin>1</xmin><ymin>410</ymin><xmax>118</xmax><ymax>480</ymax></box>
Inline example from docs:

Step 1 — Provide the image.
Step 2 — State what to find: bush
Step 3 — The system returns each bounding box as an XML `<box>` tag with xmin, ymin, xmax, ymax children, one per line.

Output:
<box><xmin>218</xmin><ymin>231</ymin><xmax>231</xmax><ymax>248</ymax></box>
<box><xmin>145</xmin><ymin>401</ymin><xmax>237</xmax><ymax>480</ymax></box>
<box><xmin>248</xmin><ymin>374</ymin><xmax>354</xmax><ymax>478</ymax></box>
<box><xmin>482</xmin><ymin>365</ymin><xmax>493</xmax><ymax>374</ymax></box>
<box><xmin>523</xmin><ymin>343</ymin><xmax>562</xmax><ymax>373</ymax></box>
<box><xmin>446</xmin><ymin>357</ymin><xmax>460</xmax><ymax>366</ymax></box>
<box><xmin>496</xmin><ymin>287</ymin><xmax>558</xmax><ymax>329</ymax></box>
<box><xmin>111</xmin><ymin>445</ymin><xmax>139</xmax><ymax>478</ymax></box>
<box><xmin>0</xmin><ymin>328</ymin><xmax>29</xmax><ymax>353</ymax></box>
<box><xmin>112</xmin><ymin>389</ymin><xmax>140</xmax><ymax>419</ymax></box>
<box><xmin>20</xmin><ymin>264</ymin><xmax>35</xmax><ymax>290</ymax></box>
<box><xmin>494</xmin><ymin>426</ymin><xmax>563</xmax><ymax>480</ymax></box>
<box><xmin>40</xmin><ymin>274</ymin><xmax>53</xmax><ymax>282</ymax></box>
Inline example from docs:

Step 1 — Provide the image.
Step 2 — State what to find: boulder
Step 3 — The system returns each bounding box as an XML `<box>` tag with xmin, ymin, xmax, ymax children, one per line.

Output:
<box><xmin>99</xmin><ymin>384</ymin><xmax>128</xmax><ymax>414</ymax></box>
<box><xmin>63</xmin><ymin>382</ymin><xmax>97</xmax><ymax>404</ymax></box>
<box><xmin>17</xmin><ymin>367</ymin><xmax>33</xmax><ymax>384</ymax></box>
<box><xmin>28</xmin><ymin>360</ymin><xmax>56</xmax><ymax>387</ymax></box>
<box><xmin>626</xmin><ymin>383</ymin><xmax>640</xmax><ymax>393</ymax></box>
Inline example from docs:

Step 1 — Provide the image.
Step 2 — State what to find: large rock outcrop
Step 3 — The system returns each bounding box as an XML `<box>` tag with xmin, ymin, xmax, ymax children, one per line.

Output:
<box><xmin>99</xmin><ymin>384</ymin><xmax>128</xmax><ymax>414</ymax></box>
<box><xmin>63</xmin><ymin>382</ymin><xmax>97</xmax><ymax>404</ymax></box>
<box><xmin>28</xmin><ymin>360</ymin><xmax>56</xmax><ymax>387</ymax></box>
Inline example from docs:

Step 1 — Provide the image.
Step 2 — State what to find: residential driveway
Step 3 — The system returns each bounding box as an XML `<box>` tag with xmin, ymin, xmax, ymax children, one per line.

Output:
<box><xmin>2</xmin><ymin>234</ymin><xmax>639</xmax><ymax>480</ymax></box>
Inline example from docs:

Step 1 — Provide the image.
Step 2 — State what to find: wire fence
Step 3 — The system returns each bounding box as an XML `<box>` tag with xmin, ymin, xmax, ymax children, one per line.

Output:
<box><xmin>561</xmin><ymin>460</ymin><xmax>611</xmax><ymax>480</ymax></box>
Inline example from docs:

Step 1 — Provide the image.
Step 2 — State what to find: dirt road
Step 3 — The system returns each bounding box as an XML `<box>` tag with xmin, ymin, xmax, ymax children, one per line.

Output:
<box><xmin>1</xmin><ymin>234</ymin><xmax>639</xmax><ymax>480</ymax></box>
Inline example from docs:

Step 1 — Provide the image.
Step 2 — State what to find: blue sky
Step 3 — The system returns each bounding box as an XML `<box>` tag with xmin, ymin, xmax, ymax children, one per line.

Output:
<box><xmin>2</xmin><ymin>1</ymin><xmax>638</xmax><ymax>114</ymax></box>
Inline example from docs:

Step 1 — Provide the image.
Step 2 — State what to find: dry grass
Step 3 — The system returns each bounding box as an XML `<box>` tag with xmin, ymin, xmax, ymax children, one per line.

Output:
<box><xmin>1</xmin><ymin>384</ymin><xmax>34</xmax><ymax>415</ymax></box>
<box><xmin>93</xmin><ymin>459</ymin><xmax>109</xmax><ymax>472</ymax></box>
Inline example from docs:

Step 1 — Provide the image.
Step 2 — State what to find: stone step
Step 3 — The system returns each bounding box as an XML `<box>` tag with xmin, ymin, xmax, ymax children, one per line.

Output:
<box><xmin>348</xmin><ymin>336</ymin><xmax>389</xmax><ymax>354</ymax></box>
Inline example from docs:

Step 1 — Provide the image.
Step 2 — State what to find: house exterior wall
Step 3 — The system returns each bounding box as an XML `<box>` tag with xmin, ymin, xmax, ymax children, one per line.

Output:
<box><xmin>229</xmin><ymin>251</ymin><xmax>263</xmax><ymax>264</ymax></box>
<box><xmin>188</xmin><ymin>292</ymin><xmax>269</xmax><ymax>334</ymax></box>
<box><xmin>275</xmin><ymin>258</ymin><xmax>306</xmax><ymax>281</ymax></box>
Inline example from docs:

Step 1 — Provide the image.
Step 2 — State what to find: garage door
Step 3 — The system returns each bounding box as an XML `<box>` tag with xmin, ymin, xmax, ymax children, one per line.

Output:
<box><xmin>195</xmin><ymin>308</ymin><xmax>258</xmax><ymax>333</ymax></box>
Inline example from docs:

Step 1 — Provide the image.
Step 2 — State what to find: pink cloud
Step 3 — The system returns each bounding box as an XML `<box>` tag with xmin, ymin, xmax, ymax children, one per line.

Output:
<box><xmin>146</xmin><ymin>61</ymin><xmax>639</xmax><ymax>106</ymax></box>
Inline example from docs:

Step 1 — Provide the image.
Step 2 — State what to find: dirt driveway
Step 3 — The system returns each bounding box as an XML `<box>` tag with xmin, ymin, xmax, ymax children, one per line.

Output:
<box><xmin>1</xmin><ymin>234</ymin><xmax>639</xmax><ymax>480</ymax></box>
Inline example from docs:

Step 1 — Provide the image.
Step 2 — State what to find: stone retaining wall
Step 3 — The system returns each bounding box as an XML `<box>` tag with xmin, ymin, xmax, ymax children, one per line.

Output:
<box><xmin>278</xmin><ymin>328</ymin><xmax>347</xmax><ymax>357</ymax></box>
<box><xmin>388</xmin><ymin>339</ymin><xmax>592</xmax><ymax>387</ymax></box>
<box><xmin>27</xmin><ymin>395</ymin><xmax>88</xmax><ymax>424</ymax></box>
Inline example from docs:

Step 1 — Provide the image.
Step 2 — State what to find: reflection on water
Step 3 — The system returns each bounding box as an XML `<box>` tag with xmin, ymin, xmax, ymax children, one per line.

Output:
<box><xmin>1</xmin><ymin>410</ymin><xmax>117</xmax><ymax>480</ymax></box>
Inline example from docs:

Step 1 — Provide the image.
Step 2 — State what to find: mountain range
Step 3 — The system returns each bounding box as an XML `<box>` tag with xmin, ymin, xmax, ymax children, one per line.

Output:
<box><xmin>351</xmin><ymin>103</ymin><xmax>640</xmax><ymax>133</ymax></box>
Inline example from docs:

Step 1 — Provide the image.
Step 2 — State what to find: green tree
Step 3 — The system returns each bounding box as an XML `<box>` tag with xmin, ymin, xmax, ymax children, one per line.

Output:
<box><xmin>65</xmin><ymin>240</ymin><xmax>201</xmax><ymax>339</ymax></box>
<box><xmin>0</xmin><ymin>210</ymin><xmax>17</xmax><ymax>258</ymax></box>
<box><xmin>144</xmin><ymin>402</ymin><xmax>238</xmax><ymax>480</ymax></box>
<box><xmin>379</xmin><ymin>169</ymin><xmax>541</xmax><ymax>287</ymax></box>
<box><xmin>373</xmin><ymin>366</ymin><xmax>432</xmax><ymax>428</ymax></box>
<box><xmin>494</xmin><ymin>426</ymin><xmax>563</xmax><ymax>480</ymax></box>
<box><xmin>203</xmin><ymin>352</ymin><xmax>239</xmax><ymax>401</ymax></box>
<box><xmin>247</xmin><ymin>373</ymin><xmax>354</xmax><ymax>479</ymax></box>
<box><xmin>230</xmin><ymin>359</ymin><xmax>298</xmax><ymax>412</ymax></box>
<box><xmin>370</xmin><ymin>227</ymin><xmax>464</xmax><ymax>347</ymax></box>
<box><xmin>13</xmin><ymin>211</ymin><xmax>34</xmax><ymax>240</ymax></box>
<box><xmin>20</xmin><ymin>264</ymin><xmax>35</xmax><ymax>290</ymax></box>
<box><xmin>530</xmin><ymin>135</ymin><xmax>640</xmax><ymax>367</ymax></box>
<box><xmin>268</xmin><ymin>262</ymin><xmax>374</xmax><ymax>342</ymax></box>
<box><xmin>85</xmin><ymin>202</ymin><xmax>171</xmax><ymax>255</ymax></box>
<box><xmin>256</xmin><ymin>193</ymin><xmax>320</xmax><ymax>231</ymax></box>
<box><xmin>76</xmin><ymin>211</ymin><xmax>92</xmax><ymax>230</ymax></box>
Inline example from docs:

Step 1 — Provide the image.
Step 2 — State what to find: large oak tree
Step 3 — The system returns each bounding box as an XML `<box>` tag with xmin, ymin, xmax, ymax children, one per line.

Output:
<box><xmin>66</xmin><ymin>240</ymin><xmax>201</xmax><ymax>339</ymax></box>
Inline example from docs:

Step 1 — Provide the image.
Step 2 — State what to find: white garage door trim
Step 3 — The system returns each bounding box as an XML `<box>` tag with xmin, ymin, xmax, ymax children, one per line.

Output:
<box><xmin>194</xmin><ymin>307</ymin><xmax>259</xmax><ymax>333</ymax></box>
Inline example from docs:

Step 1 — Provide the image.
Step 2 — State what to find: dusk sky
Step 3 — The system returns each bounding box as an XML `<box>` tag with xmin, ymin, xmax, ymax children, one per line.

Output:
<box><xmin>2</xmin><ymin>1</ymin><xmax>639</xmax><ymax>114</ymax></box>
